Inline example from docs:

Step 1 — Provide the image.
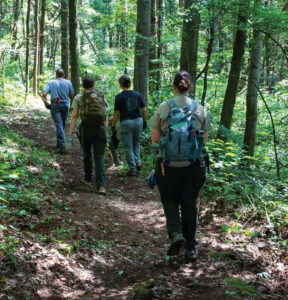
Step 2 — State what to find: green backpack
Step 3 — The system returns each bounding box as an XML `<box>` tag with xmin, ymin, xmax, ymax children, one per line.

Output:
<box><xmin>79</xmin><ymin>89</ymin><xmax>106</xmax><ymax>126</ymax></box>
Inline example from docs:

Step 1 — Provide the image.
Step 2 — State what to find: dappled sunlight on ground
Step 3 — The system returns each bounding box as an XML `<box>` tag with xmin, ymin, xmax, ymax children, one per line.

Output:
<box><xmin>0</xmin><ymin>104</ymin><xmax>287</xmax><ymax>299</ymax></box>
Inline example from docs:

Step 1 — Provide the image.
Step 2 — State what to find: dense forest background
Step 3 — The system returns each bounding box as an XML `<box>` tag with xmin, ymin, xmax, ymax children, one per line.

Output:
<box><xmin>0</xmin><ymin>0</ymin><xmax>288</xmax><ymax>298</ymax></box>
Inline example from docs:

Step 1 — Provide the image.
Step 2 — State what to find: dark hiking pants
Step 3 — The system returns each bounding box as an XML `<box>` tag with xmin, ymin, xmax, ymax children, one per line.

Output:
<box><xmin>155</xmin><ymin>159</ymin><xmax>206</xmax><ymax>250</ymax></box>
<box><xmin>79</xmin><ymin>123</ymin><xmax>107</xmax><ymax>188</ymax></box>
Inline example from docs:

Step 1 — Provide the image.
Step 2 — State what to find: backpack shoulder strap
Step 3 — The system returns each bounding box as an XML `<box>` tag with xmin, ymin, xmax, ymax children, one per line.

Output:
<box><xmin>166</xmin><ymin>98</ymin><xmax>177</xmax><ymax>109</ymax></box>
<box><xmin>187</xmin><ymin>100</ymin><xmax>198</xmax><ymax>113</ymax></box>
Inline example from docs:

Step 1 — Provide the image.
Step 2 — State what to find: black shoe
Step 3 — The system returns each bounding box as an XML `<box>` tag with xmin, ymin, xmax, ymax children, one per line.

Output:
<box><xmin>167</xmin><ymin>232</ymin><xmax>185</xmax><ymax>256</ymax></box>
<box><xmin>57</xmin><ymin>147</ymin><xmax>68</xmax><ymax>155</ymax></box>
<box><xmin>81</xmin><ymin>178</ymin><xmax>92</xmax><ymax>186</ymax></box>
<box><xmin>136</xmin><ymin>164</ymin><xmax>142</xmax><ymax>171</ymax></box>
<box><xmin>126</xmin><ymin>169</ymin><xmax>137</xmax><ymax>176</ymax></box>
<box><xmin>185</xmin><ymin>247</ymin><xmax>198</xmax><ymax>262</ymax></box>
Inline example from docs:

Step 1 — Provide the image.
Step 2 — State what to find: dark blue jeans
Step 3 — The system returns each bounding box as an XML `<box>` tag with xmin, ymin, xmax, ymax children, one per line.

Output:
<box><xmin>50</xmin><ymin>103</ymin><xmax>69</xmax><ymax>148</ymax></box>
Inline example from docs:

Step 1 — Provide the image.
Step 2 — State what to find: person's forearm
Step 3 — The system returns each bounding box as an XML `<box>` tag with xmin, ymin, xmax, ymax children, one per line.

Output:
<box><xmin>142</xmin><ymin>108</ymin><xmax>147</xmax><ymax>122</ymax></box>
<box><xmin>42</xmin><ymin>92</ymin><xmax>47</xmax><ymax>99</ymax></box>
<box><xmin>111</xmin><ymin>111</ymin><xmax>119</xmax><ymax>127</ymax></box>
<box><xmin>204</xmin><ymin>132</ymin><xmax>208</xmax><ymax>144</ymax></box>
<box><xmin>151</xmin><ymin>128</ymin><xmax>162</xmax><ymax>143</ymax></box>
<box><xmin>68</xmin><ymin>117</ymin><xmax>78</xmax><ymax>135</ymax></box>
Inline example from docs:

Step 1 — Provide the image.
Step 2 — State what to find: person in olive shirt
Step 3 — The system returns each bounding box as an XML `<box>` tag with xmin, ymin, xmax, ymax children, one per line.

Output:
<box><xmin>68</xmin><ymin>77</ymin><xmax>108</xmax><ymax>195</ymax></box>
<box><xmin>111</xmin><ymin>75</ymin><xmax>147</xmax><ymax>176</ymax></box>
<box><xmin>150</xmin><ymin>70</ymin><xmax>212</xmax><ymax>262</ymax></box>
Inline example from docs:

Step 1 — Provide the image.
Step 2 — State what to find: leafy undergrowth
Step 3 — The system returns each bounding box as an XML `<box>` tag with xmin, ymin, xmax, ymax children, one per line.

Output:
<box><xmin>0</xmin><ymin>115</ymin><xmax>63</xmax><ymax>274</ymax></box>
<box><xmin>140</xmin><ymin>125</ymin><xmax>288</xmax><ymax>241</ymax></box>
<box><xmin>0</xmin><ymin>96</ymin><xmax>287</xmax><ymax>299</ymax></box>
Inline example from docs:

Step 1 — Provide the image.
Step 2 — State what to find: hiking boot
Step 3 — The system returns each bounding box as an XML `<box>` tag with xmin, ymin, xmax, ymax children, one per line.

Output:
<box><xmin>167</xmin><ymin>232</ymin><xmax>185</xmax><ymax>256</ymax></box>
<box><xmin>136</xmin><ymin>164</ymin><xmax>142</xmax><ymax>171</ymax></box>
<box><xmin>98</xmin><ymin>187</ymin><xmax>106</xmax><ymax>195</ymax></box>
<box><xmin>126</xmin><ymin>169</ymin><xmax>137</xmax><ymax>176</ymax></box>
<box><xmin>57</xmin><ymin>147</ymin><xmax>68</xmax><ymax>155</ymax></box>
<box><xmin>81</xmin><ymin>178</ymin><xmax>92</xmax><ymax>186</ymax></box>
<box><xmin>185</xmin><ymin>247</ymin><xmax>198</xmax><ymax>262</ymax></box>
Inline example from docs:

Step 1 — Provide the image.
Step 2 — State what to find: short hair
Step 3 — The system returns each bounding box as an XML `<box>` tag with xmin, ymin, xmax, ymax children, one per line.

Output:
<box><xmin>173</xmin><ymin>70</ymin><xmax>192</xmax><ymax>93</ymax></box>
<box><xmin>118</xmin><ymin>75</ymin><xmax>131</xmax><ymax>88</ymax></box>
<box><xmin>82</xmin><ymin>76</ymin><xmax>94</xmax><ymax>89</ymax></box>
<box><xmin>56</xmin><ymin>69</ymin><xmax>65</xmax><ymax>78</ymax></box>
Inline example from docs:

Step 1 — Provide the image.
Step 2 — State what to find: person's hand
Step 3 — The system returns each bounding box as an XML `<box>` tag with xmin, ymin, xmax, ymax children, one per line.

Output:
<box><xmin>67</xmin><ymin>135</ymin><xmax>74</xmax><ymax>147</ymax></box>
<box><xmin>143</xmin><ymin>121</ymin><xmax>147</xmax><ymax>131</ymax></box>
<box><xmin>111</xmin><ymin>126</ymin><xmax>117</xmax><ymax>134</ymax></box>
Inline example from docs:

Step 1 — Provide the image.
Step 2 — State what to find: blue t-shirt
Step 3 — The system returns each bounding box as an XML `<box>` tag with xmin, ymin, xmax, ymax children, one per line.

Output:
<box><xmin>114</xmin><ymin>90</ymin><xmax>146</xmax><ymax>122</ymax></box>
<box><xmin>44</xmin><ymin>78</ymin><xmax>74</xmax><ymax>107</ymax></box>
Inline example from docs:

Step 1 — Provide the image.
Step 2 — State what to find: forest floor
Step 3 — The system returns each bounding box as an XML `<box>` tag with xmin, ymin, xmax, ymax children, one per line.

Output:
<box><xmin>0</xmin><ymin>102</ymin><xmax>287</xmax><ymax>299</ymax></box>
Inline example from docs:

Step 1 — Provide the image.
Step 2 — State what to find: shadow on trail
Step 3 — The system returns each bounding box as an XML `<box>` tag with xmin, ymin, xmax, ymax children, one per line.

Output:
<box><xmin>5</xmin><ymin>106</ymin><xmax>286</xmax><ymax>299</ymax></box>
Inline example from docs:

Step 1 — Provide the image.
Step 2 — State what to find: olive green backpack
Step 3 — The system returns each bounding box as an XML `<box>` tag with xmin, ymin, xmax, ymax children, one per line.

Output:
<box><xmin>79</xmin><ymin>89</ymin><xmax>106</xmax><ymax>126</ymax></box>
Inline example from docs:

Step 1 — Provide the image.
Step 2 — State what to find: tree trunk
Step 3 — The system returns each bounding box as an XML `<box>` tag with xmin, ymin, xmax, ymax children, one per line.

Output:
<box><xmin>123</xmin><ymin>0</ymin><xmax>128</xmax><ymax>73</ymax></box>
<box><xmin>39</xmin><ymin>0</ymin><xmax>46</xmax><ymax>74</ymax></box>
<box><xmin>11</xmin><ymin>0</ymin><xmax>20</xmax><ymax>59</ymax></box>
<box><xmin>0</xmin><ymin>0</ymin><xmax>2</xmax><ymax>31</ymax></box>
<box><xmin>180</xmin><ymin>0</ymin><xmax>200</xmax><ymax>96</ymax></box>
<box><xmin>201</xmin><ymin>22</ymin><xmax>214</xmax><ymax>106</ymax></box>
<box><xmin>1</xmin><ymin>51</ymin><xmax>5</xmax><ymax>93</ymax></box>
<box><xmin>133</xmin><ymin>0</ymin><xmax>151</xmax><ymax>104</ymax></box>
<box><xmin>149</xmin><ymin>0</ymin><xmax>157</xmax><ymax>92</ymax></box>
<box><xmin>156</xmin><ymin>0</ymin><xmax>163</xmax><ymax>90</ymax></box>
<box><xmin>33</xmin><ymin>0</ymin><xmax>40</xmax><ymax>96</ymax></box>
<box><xmin>217</xmin><ymin>14</ymin><xmax>247</xmax><ymax>139</ymax></box>
<box><xmin>61</xmin><ymin>0</ymin><xmax>69</xmax><ymax>77</ymax></box>
<box><xmin>243</xmin><ymin>30</ymin><xmax>263</xmax><ymax>156</ymax></box>
<box><xmin>108</xmin><ymin>26</ymin><xmax>113</xmax><ymax>48</ymax></box>
<box><xmin>179</xmin><ymin>0</ymin><xmax>184</xmax><ymax>10</ymax></box>
<box><xmin>21</xmin><ymin>0</ymin><xmax>26</xmax><ymax>39</ymax></box>
<box><xmin>264</xmin><ymin>36</ymin><xmax>273</xmax><ymax>89</ymax></box>
<box><xmin>25</xmin><ymin>0</ymin><xmax>31</xmax><ymax>99</ymax></box>
<box><xmin>0</xmin><ymin>0</ymin><xmax>6</xmax><ymax>35</ymax></box>
<box><xmin>69</xmin><ymin>0</ymin><xmax>80</xmax><ymax>94</ymax></box>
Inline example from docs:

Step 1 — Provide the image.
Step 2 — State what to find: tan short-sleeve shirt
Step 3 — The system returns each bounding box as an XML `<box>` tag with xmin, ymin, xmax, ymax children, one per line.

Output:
<box><xmin>150</xmin><ymin>94</ymin><xmax>212</xmax><ymax>133</ymax></box>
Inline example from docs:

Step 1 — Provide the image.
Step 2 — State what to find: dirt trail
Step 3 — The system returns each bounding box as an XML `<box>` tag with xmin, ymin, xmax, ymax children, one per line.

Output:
<box><xmin>4</xmin><ymin>105</ymin><xmax>288</xmax><ymax>299</ymax></box>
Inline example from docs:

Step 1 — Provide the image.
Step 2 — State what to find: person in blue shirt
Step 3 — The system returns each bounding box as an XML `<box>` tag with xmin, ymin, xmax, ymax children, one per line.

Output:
<box><xmin>111</xmin><ymin>75</ymin><xmax>147</xmax><ymax>176</ymax></box>
<box><xmin>43</xmin><ymin>69</ymin><xmax>74</xmax><ymax>154</ymax></box>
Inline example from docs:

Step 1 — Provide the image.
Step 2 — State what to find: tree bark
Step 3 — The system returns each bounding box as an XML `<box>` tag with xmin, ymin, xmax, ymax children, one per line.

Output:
<box><xmin>39</xmin><ymin>0</ymin><xmax>46</xmax><ymax>74</ymax></box>
<box><xmin>108</xmin><ymin>25</ymin><xmax>113</xmax><ymax>48</ymax></box>
<box><xmin>0</xmin><ymin>50</ymin><xmax>5</xmax><ymax>93</ymax></box>
<box><xmin>61</xmin><ymin>0</ymin><xmax>69</xmax><ymax>78</ymax></box>
<box><xmin>217</xmin><ymin>14</ymin><xmax>247</xmax><ymax>139</ymax></box>
<box><xmin>11</xmin><ymin>0</ymin><xmax>20</xmax><ymax>59</ymax></box>
<box><xmin>180</xmin><ymin>0</ymin><xmax>200</xmax><ymax>96</ymax></box>
<box><xmin>33</xmin><ymin>0</ymin><xmax>40</xmax><ymax>96</ymax></box>
<box><xmin>156</xmin><ymin>0</ymin><xmax>163</xmax><ymax>90</ymax></box>
<box><xmin>69</xmin><ymin>0</ymin><xmax>80</xmax><ymax>94</ymax></box>
<box><xmin>133</xmin><ymin>0</ymin><xmax>151</xmax><ymax>104</ymax></box>
<box><xmin>201</xmin><ymin>23</ymin><xmax>214</xmax><ymax>106</ymax></box>
<box><xmin>79</xmin><ymin>23</ymin><xmax>105</xmax><ymax>65</ymax></box>
<box><xmin>149</xmin><ymin>0</ymin><xmax>157</xmax><ymax>92</ymax></box>
<box><xmin>0</xmin><ymin>0</ymin><xmax>5</xmax><ymax>35</ymax></box>
<box><xmin>25</xmin><ymin>0</ymin><xmax>31</xmax><ymax>99</ymax></box>
<box><xmin>243</xmin><ymin>30</ymin><xmax>263</xmax><ymax>156</ymax></box>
